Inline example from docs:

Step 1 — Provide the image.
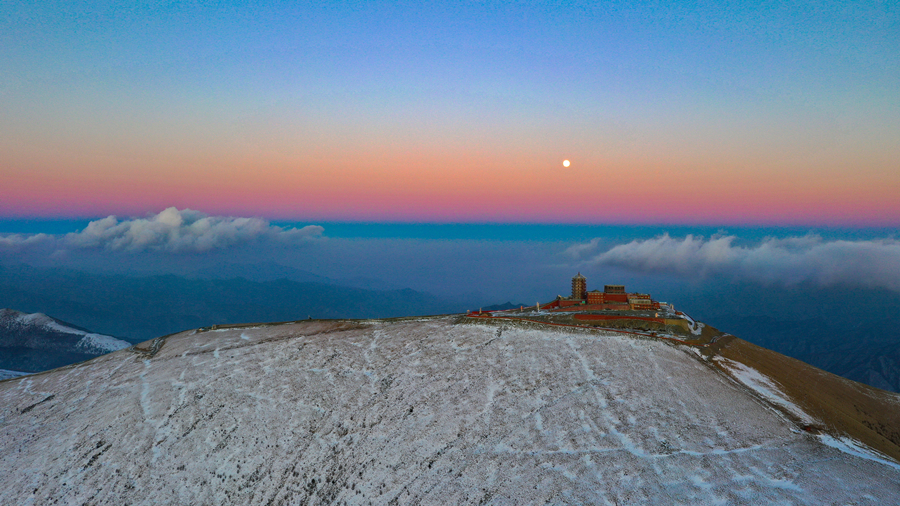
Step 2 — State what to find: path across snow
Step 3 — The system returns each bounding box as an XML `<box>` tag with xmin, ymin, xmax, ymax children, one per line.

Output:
<box><xmin>1</xmin><ymin>318</ymin><xmax>898</xmax><ymax>505</ymax></box>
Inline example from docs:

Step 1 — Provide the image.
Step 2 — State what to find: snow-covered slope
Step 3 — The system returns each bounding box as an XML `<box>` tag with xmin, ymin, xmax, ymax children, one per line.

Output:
<box><xmin>0</xmin><ymin>308</ymin><xmax>131</xmax><ymax>372</ymax></box>
<box><xmin>1</xmin><ymin>317</ymin><xmax>898</xmax><ymax>505</ymax></box>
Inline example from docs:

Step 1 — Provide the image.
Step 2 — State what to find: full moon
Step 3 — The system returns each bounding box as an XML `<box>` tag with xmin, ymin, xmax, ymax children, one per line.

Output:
<box><xmin>562</xmin><ymin>159</ymin><xmax>570</xmax><ymax>167</ymax></box>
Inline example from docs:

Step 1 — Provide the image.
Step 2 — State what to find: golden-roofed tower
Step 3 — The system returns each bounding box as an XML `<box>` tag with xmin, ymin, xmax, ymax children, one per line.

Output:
<box><xmin>571</xmin><ymin>273</ymin><xmax>587</xmax><ymax>300</ymax></box>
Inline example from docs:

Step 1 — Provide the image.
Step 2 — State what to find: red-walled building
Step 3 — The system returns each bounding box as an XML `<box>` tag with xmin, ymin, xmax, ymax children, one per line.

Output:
<box><xmin>555</xmin><ymin>274</ymin><xmax>660</xmax><ymax>311</ymax></box>
<box><xmin>586</xmin><ymin>290</ymin><xmax>604</xmax><ymax>304</ymax></box>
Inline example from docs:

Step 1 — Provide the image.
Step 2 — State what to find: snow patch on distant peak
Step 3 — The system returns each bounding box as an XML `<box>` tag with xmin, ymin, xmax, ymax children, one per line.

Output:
<box><xmin>0</xmin><ymin>369</ymin><xmax>29</xmax><ymax>381</ymax></box>
<box><xmin>41</xmin><ymin>320</ymin><xmax>129</xmax><ymax>352</ymax></box>
<box><xmin>42</xmin><ymin>318</ymin><xmax>91</xmax><ymax>336</ymax></box>
<box><xmin>75</xmin><ymin>333</ymin><xmax>131</xmax><ymax>353</ymax></box>
<box><xmin>17</xmin><ymin>311</ymin><xmax>55</xmax><ymax>327</ymax></box>
<box><xmin>8</xmin><ymin>309</ymin><xmax>131</xmax><ymax>353</ymax></box>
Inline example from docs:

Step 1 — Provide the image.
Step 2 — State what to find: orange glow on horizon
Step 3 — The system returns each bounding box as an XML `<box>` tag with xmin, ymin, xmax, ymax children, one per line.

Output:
<box><xmin>2</xmin><ymin>140</ymin><xmax>898</xmax><ymax>226</ymax></box>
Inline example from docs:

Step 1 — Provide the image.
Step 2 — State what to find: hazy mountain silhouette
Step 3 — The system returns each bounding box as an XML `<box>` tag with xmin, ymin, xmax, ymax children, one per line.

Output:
<box><xmin>0</xmin><ymin>265</ymin><xmax>465</xmax><ymax>342</ymax></box>
<box><xmin>2</xmin><ymin>264</ymin><xmax>898</xmax><ymax>393</ymax></box>
<box><xmin>670</xmin><ymin>282</ymin><xmax>900</xmax><ymax>392</ymax></box>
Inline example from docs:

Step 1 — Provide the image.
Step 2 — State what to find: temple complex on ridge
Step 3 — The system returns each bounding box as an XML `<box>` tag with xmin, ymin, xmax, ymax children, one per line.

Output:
<box><xmin>542</xmin><ymin>273</ymin><xmax>672</xmax><ymax>312</ymax></box>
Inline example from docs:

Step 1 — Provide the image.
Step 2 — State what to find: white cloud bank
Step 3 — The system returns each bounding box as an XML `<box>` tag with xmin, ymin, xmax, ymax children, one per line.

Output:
<box><xmin>1</xmin><ymin>208</ymin><xmax>323</xmax><ymax>253</ymax></box>
<box><xmin>575</xmin><ymin>234</ymin><xmax>900</xmax><ymax>292</ymax></box>
<box><xmin>0</xmin><ymin>233</ymin><xmax>53</xmax><ymax>249</ymax></box>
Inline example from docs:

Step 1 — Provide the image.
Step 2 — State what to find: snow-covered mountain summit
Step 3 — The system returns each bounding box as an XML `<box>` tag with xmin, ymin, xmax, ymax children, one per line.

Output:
<box><xmin>0</xmin><ymin>308</ymin><xmax>130</xmax><ymax>372</ymax></box>
<box><xmin>1</xmin><ymin>316</ymin><xmax>899</xmax><ymax>504</ymax></box>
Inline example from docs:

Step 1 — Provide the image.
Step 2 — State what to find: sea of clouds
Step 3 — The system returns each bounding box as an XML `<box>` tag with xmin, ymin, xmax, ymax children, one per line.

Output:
<box><xmin>569</xmin><ymin>233</ymin><xmax>900</xmax><ymax>292</ymax></box>
<box><xmin>0</xmin><ymin>207</ymin><xmax>323</xmax><ymax>253</ymax></box>
<box><xmin>2</xmin><ymin>209</ymin><xmax>899</xmax><ymax>295</ymax></box>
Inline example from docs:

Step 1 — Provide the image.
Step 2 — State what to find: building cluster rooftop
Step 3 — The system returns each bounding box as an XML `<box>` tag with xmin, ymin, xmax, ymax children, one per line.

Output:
<box><xmin>543</xmin><ymin>273</ymin><xmax>673</xmax><ymax>313</ymax></box>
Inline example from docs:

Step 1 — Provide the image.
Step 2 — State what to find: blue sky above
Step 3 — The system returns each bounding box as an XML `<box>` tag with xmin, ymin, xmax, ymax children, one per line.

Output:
<box><xmin>3</xmin><ymin>1</ymin><xmax>898</xmax><ymax>223</ymax></box>
<box><xmin>2</xmin><ymin>2</ymin><xmax>898</xmax><ymax>307</ymax></box>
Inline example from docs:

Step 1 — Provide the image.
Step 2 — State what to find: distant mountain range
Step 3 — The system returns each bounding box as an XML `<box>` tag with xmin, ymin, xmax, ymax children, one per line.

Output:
<box><xmin>482</xmin><ymin>302</ymin><xmax>527</xmax><ymax>311</ymax></box>
<box><xmin>0</xmin><ymin>308</ymin><xmax>130</xmax><ymax>373</ymax></box>
<box><xmin>2</xmin><ymin>263</ymin><xmax>899</xmax><ymax>394</ymax></box>
<box><xmin>670</xmin><ymin>282</ymin><xmax>900</xmax><ymax>393</ymax></box>
<box><xmin>187</xmin><ymin>261</ymin><xmax>408</xmax><ymax>291</ymax></box>
<box><xmin>0</xmin><ymin>264</ymin><xmax>467</xmax><ymax>342</ymax></box>
<box><xmin>700</xmin><ymin>314</ymin><xmax>900</xmax><ymax>393</ymax></box>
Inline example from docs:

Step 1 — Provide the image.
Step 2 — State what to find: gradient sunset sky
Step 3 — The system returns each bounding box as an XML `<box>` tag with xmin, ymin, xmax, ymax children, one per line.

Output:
<box><xmin>2</xmin><ymin>1</ymin><xmax>898</xmax><ymax>226</ymax></box>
